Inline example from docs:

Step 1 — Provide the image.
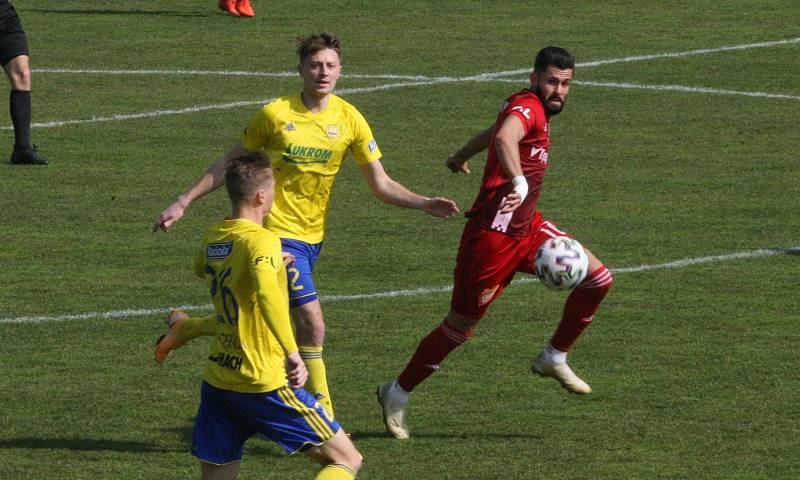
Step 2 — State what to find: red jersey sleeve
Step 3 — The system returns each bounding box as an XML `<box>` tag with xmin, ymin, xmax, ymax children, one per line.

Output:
<box><xmin>505</xmin><ymin>98</ymin><xmax>539</xmax><ymax>134</ymax></box>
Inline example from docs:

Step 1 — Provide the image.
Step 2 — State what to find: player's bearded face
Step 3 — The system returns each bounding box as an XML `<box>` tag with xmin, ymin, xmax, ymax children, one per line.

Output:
<box><xmin>299</xmin><ymin>48</ymin><xmax>342</xmax><ymax>98</ymax></box>
<box><xmin>533</xmin><ymin>67</ymin><xmax>573</xmax><ymax>115</ymax></box>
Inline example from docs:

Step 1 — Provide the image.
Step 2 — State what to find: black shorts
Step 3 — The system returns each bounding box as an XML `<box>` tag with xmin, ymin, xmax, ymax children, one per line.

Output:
<box><xmin>0</xmin><ymin>12</ymin><xmax>29</xmax><ymax>67</ymax></box>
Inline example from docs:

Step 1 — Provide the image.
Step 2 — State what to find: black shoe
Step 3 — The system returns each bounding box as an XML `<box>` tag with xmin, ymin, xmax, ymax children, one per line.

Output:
<box><xmin>10</xmin><ymin>145</ymin><xmax>49</xmax><ymax>165</ymax></box>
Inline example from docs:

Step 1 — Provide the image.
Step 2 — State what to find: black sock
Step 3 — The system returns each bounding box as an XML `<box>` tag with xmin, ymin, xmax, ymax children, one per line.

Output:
<box><xmin>10</xmin><ymin>89</ymin><xmax>32</xmax><ymax>149</ymax></box>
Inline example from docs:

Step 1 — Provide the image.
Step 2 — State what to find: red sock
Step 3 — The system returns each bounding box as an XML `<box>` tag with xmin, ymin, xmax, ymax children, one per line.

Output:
<box><xmin>397</xmin><ymin>320</ymin><xmax>472</xmax><ymax>392</ymax></box>
<box><xmin>550</xmin><ymin>266</ymin><xmax>613</xmax><ymax>352</ymax></box>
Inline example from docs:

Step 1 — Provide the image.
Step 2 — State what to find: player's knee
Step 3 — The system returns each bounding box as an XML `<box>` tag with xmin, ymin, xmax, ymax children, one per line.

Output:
<box><xmin>7</xmin><ymin>62</ymin><xmax>31</xmax><ymax>90</ymax></box>
<box><xmin>445</xmin><ymin>310</ymin><xmax>479</xmax><ymax>335</ymax></box>
<box><xmin>291</xmin><ymin>304</ymin><xmax>325</xmax><ymax>345</ymax></box>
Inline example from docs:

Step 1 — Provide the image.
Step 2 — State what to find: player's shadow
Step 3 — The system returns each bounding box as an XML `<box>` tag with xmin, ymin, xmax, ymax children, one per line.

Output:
<box><xmin>165</xmin><ymin>425</ymin><xmax>284</xmax><ymax>458</ymax></box>
<box><xmin>0</xmin><ymin>437</ymin><xmax>181</xmax><ymax>453</ymax></box>
<box><xmin>24</xmin><ymin>8</ymin><xmax>214</xmax><ymax>18</ymax></box>
<box><xmin>349</xmin><ymin>431</ymin><xmax>543</xmax><ymax>441</ymax></box>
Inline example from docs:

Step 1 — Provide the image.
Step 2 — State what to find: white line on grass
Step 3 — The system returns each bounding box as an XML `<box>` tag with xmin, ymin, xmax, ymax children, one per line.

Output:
<box><xmin>2</xmin><ymin>246</ymin><xmax>797</xmax><ymax>325</ymax></box>
<box><xmin>34</xmin><ymin>36</ymin><xmax>800</xmax><ymax>81</ymax></box>
<box><xmin>13</xmin><ymin>36</ymin><xmax>799</xmax><ymax>130</ymax></box>
<box><xmin>34</xmin><ymin>68</ymin><xmax>440</xmax><ymax>81</ymax></box>
<box><xmin>23</xmin><ymin>76</ymin><xmax>799</xmax><ymax>130</ymax></box>
<box><xmin>487</xmin><ymin>36</ymin><xmax>800</xmax><ymax>78</ymax></box>
<box><xmin>488</xmin><ymin>78</ymin><xmax>800</xmax><ymax>101</ymax></box>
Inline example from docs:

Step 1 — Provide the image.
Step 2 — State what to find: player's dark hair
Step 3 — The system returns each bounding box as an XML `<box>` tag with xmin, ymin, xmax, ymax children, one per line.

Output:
<box><xmin>225</xmin><ymin>151</ymin><xmax>273</xmax><ymax>205</ymax></box>
<box><xmin>297</xmin><ymin>33</ymin><xmax>342</xmax><ymax>64</ymax></box>
<box><xmin>534</xmin><ymin>46</ymin><xmax>575</xmax><ymax>72</ymax></box>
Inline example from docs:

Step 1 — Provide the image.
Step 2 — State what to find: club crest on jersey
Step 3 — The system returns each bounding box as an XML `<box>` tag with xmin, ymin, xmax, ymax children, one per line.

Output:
<box><xmin>326</xmin><ymin>124</ymin><xmax>340</xmax><ymax>138</ymax></box>
<box><xmin>479</xmin><ymin>285</ymin><xmax>499</xmax><ymax>306</ymax></box>
<box><xmin>285</xmin><ymin>122</ymin><xmax>296</xmax><ymax>132</ymax></box>
<box><xmin>207</xmin><ymin>242</ymin><xmax>233</xmax><ymax>260</ymax></box>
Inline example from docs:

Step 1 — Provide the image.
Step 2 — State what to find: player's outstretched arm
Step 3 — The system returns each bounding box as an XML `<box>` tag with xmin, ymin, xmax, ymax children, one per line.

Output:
<box><xmin>446</xmin><ymin>126</ymin><xmax>493</xmax><ymax>174</ymax></box>
<box><xmin>151</xmin><ymin>144</ymin><xmax>252</xmax><ymax>232</ymax></box>
<box><xmin>359</xmin><ymin>160</ymin><xmax>459</xmax><ymax>219</ymax></box>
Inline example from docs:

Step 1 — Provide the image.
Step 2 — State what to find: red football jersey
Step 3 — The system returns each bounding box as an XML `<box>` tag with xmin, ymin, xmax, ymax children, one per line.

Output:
<box><xmin>465</xmin><ymin>89</ymin><xmax>551</xmax><ymax>236</ymax></box>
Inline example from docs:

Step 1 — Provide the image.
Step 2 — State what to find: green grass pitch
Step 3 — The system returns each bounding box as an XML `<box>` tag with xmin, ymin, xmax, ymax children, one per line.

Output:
<box><xmin>1</xmin><ymin>1</ymin><xmax>798</xmax><ymax>478</ymax></box>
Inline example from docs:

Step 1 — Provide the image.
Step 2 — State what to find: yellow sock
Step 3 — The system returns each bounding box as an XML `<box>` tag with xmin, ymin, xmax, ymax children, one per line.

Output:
<box><xmin>176</xmin><ymin>314</ymin><xmax>217</xmax><ymax>344</ymax></box>
<box><xmin>299</xmin><ymin>345</ymin><xmax>334</xmax><ymax>418</ymax></box>
<box><xmin>315</xmin><ymin>464</ymin><xmax>355</xmax><ymax>480</ymax></box>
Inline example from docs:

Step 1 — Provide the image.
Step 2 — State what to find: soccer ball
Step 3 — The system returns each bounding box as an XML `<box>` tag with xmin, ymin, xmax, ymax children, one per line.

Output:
<box><xmin>534</xmin><ymin>236</ymin><xmax>589</xmax><ymax>290</ymax></box>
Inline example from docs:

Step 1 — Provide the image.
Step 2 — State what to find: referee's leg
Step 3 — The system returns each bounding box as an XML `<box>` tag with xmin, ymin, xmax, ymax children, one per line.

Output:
<box><xmin>4</xmin><ymin>53</ymin><xmax>30</xmax><ymax>90</ymax></box>
<box><xmin>4</xmin><ymin>53</ymin><xmax>48</xmax><ymax>164</ymax></box>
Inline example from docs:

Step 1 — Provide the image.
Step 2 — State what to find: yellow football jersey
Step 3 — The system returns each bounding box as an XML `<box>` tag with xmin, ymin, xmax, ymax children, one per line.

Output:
<box><xmin>241</xmin><ymin>94</ymin><xmax>383</xmax><ymax>244</ymax></box>
<box><xmin>193</xmin><ymin>218</ymin><xmax>298</xmax><ymax>393</ymax></box>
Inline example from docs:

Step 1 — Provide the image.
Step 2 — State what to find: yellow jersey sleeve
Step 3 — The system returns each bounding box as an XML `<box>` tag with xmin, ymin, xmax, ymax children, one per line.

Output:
<box><xmin>248</xmin><ymin>236</ymin><xmax>298</xmax><ymax>355</ymax></box>
<box><xmin>348</xmin><ymin>105</ymin><xmax>382</xmax><ymax>165</ymax></box>
<box><xmin>241</xmin><ymin>105</ymin><xmax>275</xmax><ymax>152</ymax></box>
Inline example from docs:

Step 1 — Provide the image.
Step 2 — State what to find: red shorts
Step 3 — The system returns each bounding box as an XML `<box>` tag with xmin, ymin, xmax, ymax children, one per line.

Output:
<box><xmin>450</xmin><ymin>213</ymin><xmax>571</xmax><ymax>319</ymax></box>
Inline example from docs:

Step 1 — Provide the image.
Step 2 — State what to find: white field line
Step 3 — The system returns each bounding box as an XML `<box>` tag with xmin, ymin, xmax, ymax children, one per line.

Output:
<box><xmin>35</xmin><ymin>68</ymin><xmax>440</xmax><ymax>81</ymax></box>
<box><xmin>486</xmin><ymin>78</ymin><xmax>800</xmax><ymax>101</ymax></box>
<box><xmin>20</xmin><ymin>76</ymin><xmax>799</xmax><ymax>130</ymax></box>
<box><xmin>2</xmin><ymin>246</ymin><xmax>797</xmax><ymax>325</ymax></box>
<box><xmin>13</xmin><ymin>77</ymin><xmax>460</xmax><ymax>129</ymax></box>
<box><xmin>574</xmin><ymin>80</ymin><xmax>800</xmax><ymax>101</ymax></box>
<box><xmin>488</xmin><ymin>36</ymin><xmax>800</xmax><ymax>77</ymax></box>
<box><xmin>33</xmin><ymin>36</ymin><xmax>800</xmax><ymax>81</ymax></box>
<box><xmin>12</xmin><ymin>36</ymin><xmax>799</xmax><ymax>130</ymax></box>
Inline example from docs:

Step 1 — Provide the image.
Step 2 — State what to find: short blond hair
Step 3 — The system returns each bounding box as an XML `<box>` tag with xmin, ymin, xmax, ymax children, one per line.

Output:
<box><xmin>224</xmin><ymin>151</ymin><xmax>273</xmax><ymax>205</ymax></box>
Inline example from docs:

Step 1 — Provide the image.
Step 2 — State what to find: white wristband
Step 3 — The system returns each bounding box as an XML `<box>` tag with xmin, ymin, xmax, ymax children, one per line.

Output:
<box><xmin>511</xmin><ymin>175</ymin><xmax>528</xmax><ymax>202</ymax></box>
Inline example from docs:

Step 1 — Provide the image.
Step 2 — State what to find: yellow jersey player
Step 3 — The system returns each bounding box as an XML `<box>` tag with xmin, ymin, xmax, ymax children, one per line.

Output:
<box><xmin>163</xmin><ymin>151</ymin><xmax>362</xmax><ymax>480</ymax></box>
<box><xmin>153</xmin><ymin>33</ymin><xmax>459</xmax><ymax>419</ymax></box>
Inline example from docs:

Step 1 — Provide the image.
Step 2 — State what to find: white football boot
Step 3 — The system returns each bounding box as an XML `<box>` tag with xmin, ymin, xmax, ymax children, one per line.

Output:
<box><xmin>376</xmin><ymin>381</ymin><xmax>410</xmax><ymax>439</ymax></box>
<box><xmin>532</xmin><ymin>353</ymin><xmax>592</xmax><ymax>394</ymax></box>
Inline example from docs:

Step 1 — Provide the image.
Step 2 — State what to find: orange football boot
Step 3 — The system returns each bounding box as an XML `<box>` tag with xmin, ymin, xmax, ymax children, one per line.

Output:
<box><xmin>218</xmin><ymin>0</ymin><xmax>240</xmax><ymax>16</ymax></box>
<box><xmin>154</xmin><ymin>309</ymin><xmax>189</xmax><ymax>364</ymax></box>
<box><xmin>236</xmin><ymin>0</ymin><xmax>256</xmax><ymax>17</ymax></box>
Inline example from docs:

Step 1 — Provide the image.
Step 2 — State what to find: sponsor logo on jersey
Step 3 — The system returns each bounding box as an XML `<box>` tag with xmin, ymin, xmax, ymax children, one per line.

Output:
<box><xmin>325</xmin><ymin>124</ymin><xmax>340</xmax><ymax>138</ymax></box>
<box><xmin>368</xmin><ymin>139</ymin><xmax>378</xmax><ymax>153</ymax></box>
<box><xmin>207</xmin><ymin>242</ymin><xmax>233</xmax><ymax>260</ymax></box>
<box><xmin>530</xmin><ymin>146</ymin><xmax>549</xmax><ymax>164</ymax></box>
<box><xmin>253</xmin><ymin>255</ymin><xmax>276</xmax><ymax>268</ymax></box>
<box><xmin>209</xmin><ymin>352</ymin><xmax>243</xmax><ymax>372</ymax></box>
<box><xmin>511</xmin><ymin>105</ymin><xmax>532</xmax><ymax>120</ymax></box>
<box><xmin>282</xmin><ymin>143</ymin><xmax>333</xmax><ymax>165</ymax></box>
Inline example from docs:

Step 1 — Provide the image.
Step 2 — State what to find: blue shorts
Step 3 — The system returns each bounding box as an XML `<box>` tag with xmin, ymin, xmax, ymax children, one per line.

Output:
<box><xmin>281</xmin><ymin>238</ymin><xmax>322</xmax><ymax>308</ymax></box>
<box><xmin>192</xmin><ymin>381</ymin><xmax>340</xmax><ymax>465</ymax></box>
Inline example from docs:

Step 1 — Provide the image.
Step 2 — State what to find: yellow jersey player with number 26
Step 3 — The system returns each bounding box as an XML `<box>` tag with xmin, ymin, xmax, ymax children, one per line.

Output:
<box><xmin>161</xmin><ymin>151</ymin><xmax>363</xmax><ymax>480</ymax></box>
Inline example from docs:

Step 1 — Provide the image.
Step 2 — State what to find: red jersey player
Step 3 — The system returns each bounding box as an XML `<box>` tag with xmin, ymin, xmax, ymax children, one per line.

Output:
<box><xmin>377</xmin><ymin>47</ymin><xmax>614</xmax><ymax>439</ymax></box>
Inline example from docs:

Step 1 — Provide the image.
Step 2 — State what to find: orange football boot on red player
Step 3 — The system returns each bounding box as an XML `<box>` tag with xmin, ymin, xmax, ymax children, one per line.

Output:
<box><xmin>218</xmin><ymin>0</ymin><xmax>240</xmax><ymax>16</ymax></box>
<box><xmin>236</xmin><ymin>0</ymin><xmax>256</xmax><ymax>17</ymax></box>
